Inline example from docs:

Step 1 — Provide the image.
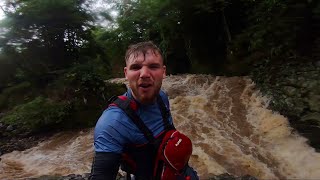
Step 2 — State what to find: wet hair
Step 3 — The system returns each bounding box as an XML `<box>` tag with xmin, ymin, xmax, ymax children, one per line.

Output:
<box><xmin>125</xmin><ymin>41</ymin><xmax>163</xmax><ymax>63</ymax></box>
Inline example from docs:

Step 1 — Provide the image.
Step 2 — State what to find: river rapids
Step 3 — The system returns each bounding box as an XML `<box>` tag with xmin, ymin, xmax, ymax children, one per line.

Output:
<box><xmin>1</xmin><ymin>74</ymin><xmax>320</xmax><ymax>180</ymax></box>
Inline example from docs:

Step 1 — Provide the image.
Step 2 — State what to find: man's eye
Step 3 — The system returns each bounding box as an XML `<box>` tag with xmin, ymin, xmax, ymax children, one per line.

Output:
<box><xmin>130</xmin><ymin>65</ymin><xmax>141</xmax><ymax>70</ymax></box>
<box><xmin>149</xmin><ymin>65</ymin><xmax>160</xmax><ymax>69</ymax></box>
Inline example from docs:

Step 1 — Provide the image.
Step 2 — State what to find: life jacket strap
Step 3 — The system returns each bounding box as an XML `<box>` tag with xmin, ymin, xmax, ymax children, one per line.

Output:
<box><xmin>109</xmin><ymin>94</ymin><xmax>174</xmax><ymax>144</ymax></box>
<box><xmin>157</xmin><ymin>95</ymin><xmax>175</xmax><ymax>131</ymax></box>
<box><xmin>112</xmin><ymin>96</ymin><xmax>156</xmax><ymax>144</ymax></box>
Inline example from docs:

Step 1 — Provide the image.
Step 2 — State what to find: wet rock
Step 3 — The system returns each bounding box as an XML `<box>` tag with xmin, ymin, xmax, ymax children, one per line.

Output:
<box><xmin>209</xmin><ymin>173</ymin><xmax>258</xmax><ymax>180</ymax></box>
<box><xmin>0</xmin><ymin>112</ymin><xmax>5</xmax><ymax>118</ymax></box>
<box><xmin>6</xmin><ymin>124</ymin><xmax>13</xmax><ymax>131</ymax></box>
<box><xmin>26</xmin><ymin>172</ymin><xmax>126</xmax><ymax>180</ymax></box>
<box><xmin>251</xmin><ymin>60</ymin><xmax>320</xmax><ymax>151</ymax></box>
<box><xmin>240</xmin><ymin>174</ymin><xmax>259</xmax><ymax>180</ymax></box>
<box><xmin>82</xmin><ymin>173</ymin><xmax>90</xmax><ymax>179</ymax></box>
<box><xmin>0</xmin><ymin>131</ymin><xmax>53</xmax><ymax>154</ymax></box>
<box><xmin>27</xmin><ymin>175</ymin><xmax>61</xmax><ymax>180</ymax></box>
<box><xmin>0</xmin><ymin>122</ymin><xmax>4</xmax><ymax>128</ymax></box>
<box><xmin>210</xmin><ymin>173</ymin><xmax>236</xmax><ymax>180</ymax></box>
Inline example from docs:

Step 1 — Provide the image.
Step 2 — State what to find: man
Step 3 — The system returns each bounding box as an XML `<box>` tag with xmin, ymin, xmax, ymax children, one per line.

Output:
<box><xmin>90</xmin><ymin>41</ymin><xmax>198</xmax><ymax>180</ymax></box>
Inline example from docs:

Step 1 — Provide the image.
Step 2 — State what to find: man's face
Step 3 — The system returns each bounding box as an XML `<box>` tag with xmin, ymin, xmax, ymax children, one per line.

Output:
<box><xmin>124</xmin><ymin>49</ymin><xmax>166</xmax><ymax>104</ymax></box>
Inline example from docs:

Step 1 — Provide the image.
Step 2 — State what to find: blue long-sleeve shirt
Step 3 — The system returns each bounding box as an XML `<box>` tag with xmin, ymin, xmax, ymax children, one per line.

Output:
<box><xmin>90</xmin><ymin>89</ymin><xmax>198</xmax><ymax>180</ymax></box>
<box><xmin>94</xmin><ymin>89</ymin><xmax>173</xmax><ymax>153</ymax></box>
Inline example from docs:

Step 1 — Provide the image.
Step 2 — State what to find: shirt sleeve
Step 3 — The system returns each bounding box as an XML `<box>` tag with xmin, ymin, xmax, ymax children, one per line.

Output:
<box><xmin>89</xmin><ymin>152</ymin><xmax>121</xmax><ymax>180</ymax></box>
<box><xmin>94</xmin><ymin>107</ymin><xmax>131</xmax><ymax>153</ymax></box>
<box><xmin>183</xmin><ymin>165</ymin><xmax>200</xmax><ymax>180</ymax></box>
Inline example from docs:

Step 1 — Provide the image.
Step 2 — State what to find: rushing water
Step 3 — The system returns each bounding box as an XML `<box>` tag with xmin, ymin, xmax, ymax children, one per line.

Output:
<box><xmin>1</xmin><ymin>74</ymin><xmax>320</xmax><ymax>180</ymax></box>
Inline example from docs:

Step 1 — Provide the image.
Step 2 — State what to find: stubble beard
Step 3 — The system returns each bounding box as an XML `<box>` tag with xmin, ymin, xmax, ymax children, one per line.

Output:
<box><xmin>130</xmin><ymin>81</ymin><xmax>162</xmax><ymax>104</ymax></box>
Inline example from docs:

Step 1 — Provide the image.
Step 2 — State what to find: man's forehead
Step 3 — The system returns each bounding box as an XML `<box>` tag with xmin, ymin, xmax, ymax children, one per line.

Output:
<box><xmin>127</xmin><ymin>50</ymin><xmax>162</xmax><ymax>63</ymax></box>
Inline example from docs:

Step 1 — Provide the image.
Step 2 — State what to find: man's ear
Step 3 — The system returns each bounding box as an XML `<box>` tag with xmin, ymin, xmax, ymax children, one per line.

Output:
<box><xmin>124</xmin><ymin>67</ymin><xmax>128</xmax><ymax>80</ymax></box>
<box><xmin>163</xmin><ymin>65</ymin><xmax>166</xmax><ymax>79</ymax></box>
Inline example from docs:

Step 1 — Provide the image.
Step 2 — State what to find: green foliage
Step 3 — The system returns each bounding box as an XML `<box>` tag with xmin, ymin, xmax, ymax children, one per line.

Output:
<box><xmin>91</xmin><ymin>27</ymin><xmax>126</xmax><ymax>75</ymax></box>
<box><xmin>0</xmin><ymin>0</ymin><xmax>97</xmax><ymax>84</ymax></box>
<box><xmin>1</xmin><ymin>96</ymin><xmax>71</xmax><ymax>134</ymax></box>
<box><xmin>229</xmin><ymin>0</ymin><xmax>318</xmax><ymax>64</ymax></box>
<box><xmin>0</xmin><ymin>81</ymin><xmax>36</xmax><ymax>110</ymax></box>
<box><xmin>45</xmin><ymin>64</ymin><xmax>126</xmax><ymax>127</ymax></box>
<box><xmin>0</xmin><ymin>65</ymin><xmax>127</xmax><ymax>133</ymax></box>
<box><xmin>95</xmin><ymin>0</ymin><xmax>235</xmax><ymax>74</ymax></box>
<box><xmin>221</xmin><ymin>0</ymin><xmax>320</xmax><ymax>76</ymax></box>
<box><xmin>52</xmin><ymin>63</ymin><xmax>110</xmax><ymax>99</ymax></box>
<box><xmin>0</xmin><ymin>52</ymin><xmax>19</xmax><ymax>87</ymax></box>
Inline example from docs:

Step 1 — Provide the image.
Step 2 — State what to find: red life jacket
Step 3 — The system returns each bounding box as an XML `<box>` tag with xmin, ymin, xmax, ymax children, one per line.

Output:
<box><xmin>109</xmin><ymin>95</ymin><xmax>193</xmax><ymax>180</ymax></box>
<box><xmin>153</xmin><ymin>129</ymin><xmax>193</xmax><ymax>180</ymax></box>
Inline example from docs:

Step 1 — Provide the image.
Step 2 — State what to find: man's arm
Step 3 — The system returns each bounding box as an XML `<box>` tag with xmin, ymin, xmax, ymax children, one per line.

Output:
<box><xmin>184</xmin><ymin>165</ymin><xmax>199</xmax><ymax>180</ymax></box>
<box><xmin>91</xmin><ymin>108</ymin><xmax>128</xmax><ymax>179</ymax></box>
<box><xmin>89</xmin><ymin>152</ymin><xmax>121</xmax><ymax>180</ymax></box>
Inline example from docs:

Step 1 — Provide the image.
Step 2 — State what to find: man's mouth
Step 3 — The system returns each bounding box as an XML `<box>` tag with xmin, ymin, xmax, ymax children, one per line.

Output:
<box><xmin>139</xmin><ymin>83</ymin><xmax>152</xmax><ymax>89</ymax></box>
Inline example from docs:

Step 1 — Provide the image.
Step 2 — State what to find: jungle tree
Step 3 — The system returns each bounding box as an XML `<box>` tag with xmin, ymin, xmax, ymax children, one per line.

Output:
<box><xmin>0</xmin><ymin>0</ymin><xmax>97</xmax><ymax>85</ymax></box>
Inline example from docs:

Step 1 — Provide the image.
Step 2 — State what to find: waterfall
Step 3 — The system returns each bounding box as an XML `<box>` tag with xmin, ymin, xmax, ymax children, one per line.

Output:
<box><xmin>1</xmin><ymin>74</ymin><xmax>319</xmax><ymax>180</ymax></box>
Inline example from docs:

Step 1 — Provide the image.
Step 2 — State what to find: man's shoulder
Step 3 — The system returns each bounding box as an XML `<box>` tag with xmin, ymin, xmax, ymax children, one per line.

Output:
<box><xmin>159</xmin><ymin>89</ymin><xmax>169</xmax><ymax>99</ymax></box>
<box><xmin>159</xmin><ymin>90</ymin><xmax>170</xmax><ymax>105</ymax></box>
<box><xmin>96</xmin><ymin>106</ymin><xmax>129</xmax><ymax>127</ymax></box>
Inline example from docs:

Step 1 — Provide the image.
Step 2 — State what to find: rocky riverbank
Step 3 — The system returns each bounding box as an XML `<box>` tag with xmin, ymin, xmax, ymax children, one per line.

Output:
<box><xmin>251</xmin><ymin>60</ymin><xmax>320</xmax><ymax>151</ymax></box>
<box><xmin>0</xmin><ymin>120</ymin><xmax>52</xmax><ymax>156</ymax></box>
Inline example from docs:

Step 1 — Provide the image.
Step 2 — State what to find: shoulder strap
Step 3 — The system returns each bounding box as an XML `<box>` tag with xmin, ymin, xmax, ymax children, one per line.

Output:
<box><xmin>112</xmin><ymin>96</ymin><xmax>156</xmax><ymax>144</ymax></box>
<box><xmin>111</xmin><ymin>95</ymin><xmax>174</xmax><ymax>144</ymax></box>
<box><xmin>156</xmin><ymin>95</ymin><xmax>175</xmax><ymax>131</ymax></box>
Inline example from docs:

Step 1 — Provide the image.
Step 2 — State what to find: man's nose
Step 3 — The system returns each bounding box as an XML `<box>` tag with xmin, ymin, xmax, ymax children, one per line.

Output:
<box><xmin>140</xmin><ymin>66</ymin><xmax>151</xmax><ymax>78</ymax></box>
